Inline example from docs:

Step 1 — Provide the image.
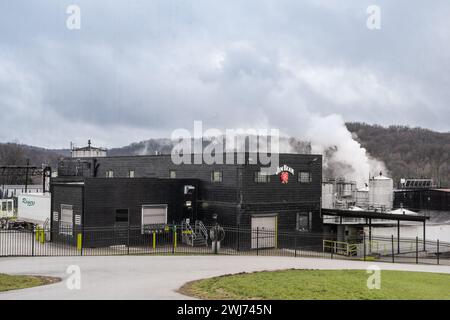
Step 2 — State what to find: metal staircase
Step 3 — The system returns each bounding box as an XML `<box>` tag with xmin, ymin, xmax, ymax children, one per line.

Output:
<box><xmin>181</xmin><ymin>220</ymin><xmax>208</xmax><ymax>247</ymax></box>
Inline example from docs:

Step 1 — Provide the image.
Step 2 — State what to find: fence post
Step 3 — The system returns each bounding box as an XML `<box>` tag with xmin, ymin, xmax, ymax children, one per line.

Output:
<box><xmin>172</xmin><ymin>226</ymin><xmax>176</xmax><ymax>255</ymax></box>
<box><xmin>256</xmin><ymin>227</ymin><xmax>259</xmax><ymax>256</ymax></box>
<box><xmin>127</xmin><ymin>225</ymin><xmax>130</xmax><ymax>255</ymax></box>
<box><xmin>416</xmin><ymin>236</ymin><xmax>419</xmax><ymax>264</ymax></box>
<box><xmin>363</xmin><ymin>233</ymin><xmax>366</xmax><ymax>261</ymax></box>
<box><xmin>294</xmin><ymin>234</ymin><xmax>297</xmax><ymax>258</ymax></box>
<box><xmin>237</xmin><ymin>224</ymin><xmax>240</xmax><ymax>252</ymax></box>
<box><xmin>391</xmin><ymin>235</ymin><xmax>394</xmax><ymax>263</ymax></box>
<box><xmin>31</xmin><ymin>228</ymin><xmax>35</xmax><ymax>257</ymax></box>
<box><xmin>437</xmin><ymin>239</ymin><xmax>440</xmax><ymax>265</ymax></box>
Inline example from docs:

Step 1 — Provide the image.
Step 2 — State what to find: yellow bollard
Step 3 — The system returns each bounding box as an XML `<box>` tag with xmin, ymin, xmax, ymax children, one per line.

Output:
<box><xmin>40</xmin><ymin>229</ymin><xmax>45</xmax><ymax>244</ymax></box>
<box><xmin>173</xmin><ymin>226</ymin><xmax>177</xmax><ymax>252</ymax></box>
<box><xmin>77</xmin><ymin>233</ymin><xmax>82</xmax><ymax>251</ymax></box>
<box><xmin>152</xmin><ymin>232</ymin><xmax>156</xmax><ymax>249</ymax></box>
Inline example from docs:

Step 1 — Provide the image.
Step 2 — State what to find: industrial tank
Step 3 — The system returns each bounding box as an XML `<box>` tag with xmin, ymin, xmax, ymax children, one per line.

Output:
<box><xmin>369</xmin><ymin>173</ymin><xmax>393</xmax><ymax>211</ymax></box>
<box><xmin>321</xmin><ymin>182</ymin><xmax>334</xmax><ymax>209</ymax></box>
<box><xmin>356</xmin><ymin>187</ymin><xmax>369</xmax><ymax>209</ymax></box>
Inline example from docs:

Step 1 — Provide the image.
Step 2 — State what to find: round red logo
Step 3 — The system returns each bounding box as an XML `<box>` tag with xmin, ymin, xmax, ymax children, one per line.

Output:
<box><xmin>280</xmin><ymin>171</ymin><xmax>289</xmax><ymax>184</ymax></box>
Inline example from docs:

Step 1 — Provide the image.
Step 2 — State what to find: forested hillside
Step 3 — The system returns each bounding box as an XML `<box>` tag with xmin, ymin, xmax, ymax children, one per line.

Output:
<box><xmin>346</xmin><ymin>123</ymin><xmax>450</xmax><ymax>187</ymax></box>
<box><xmin>1</xmin><ymin>123</ymin><xmax>449</xmax><ymax>187</ymax></box>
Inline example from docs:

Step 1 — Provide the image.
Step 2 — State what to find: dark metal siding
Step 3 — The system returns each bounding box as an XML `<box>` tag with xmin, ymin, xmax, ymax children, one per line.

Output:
<box><xmin>56</xmin><ymin>154</ymin><xmax>323</xmax><ymax>233</ymax></box>
<box><xmin>83</xmin><ymin>178</ymin><xmax>198</xmax><ymax>228</ymax></box>
<box><xmin>394</xmin><ymin>189</ymin><xmax>450</xmax><ymax>211</ymax></box>
<box><xmin>50</xmin><ymin>183</ymin><xmax>84</xmax><ymax>244</ymax></box>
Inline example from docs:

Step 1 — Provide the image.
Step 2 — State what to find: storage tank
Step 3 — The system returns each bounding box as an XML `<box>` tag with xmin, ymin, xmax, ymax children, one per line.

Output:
<box><xmin>369</xmin><ymin>173</ymin><xmax>393</xmax><ymax>211</ymax></box>
<box><xmin>356</xmin><ymin>187</ymin><xmax>369</xmax><ymax>209</ymax></box>
<box><xmin>322</xmin><ymin>182</ymin><xmax>334</xmax><ymax>209</ymax></box>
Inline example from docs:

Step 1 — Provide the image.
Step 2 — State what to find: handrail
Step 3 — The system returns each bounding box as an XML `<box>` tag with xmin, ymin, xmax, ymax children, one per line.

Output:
<box><xmin>181</xmin><ymin>220</ymin><xmax>196</xmax><ymax>246</ymax></box>
<box><xmin>195</xmin><ymin>220</ymin><xmax>208</xmax><ymax>241</ymax></box>
<box><xmin>323</xmin><ymin>240</ymin><xmax>359</xmax><ymax>256</ymax></box>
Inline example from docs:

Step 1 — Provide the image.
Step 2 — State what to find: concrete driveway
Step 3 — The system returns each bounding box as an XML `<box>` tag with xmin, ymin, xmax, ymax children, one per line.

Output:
<box><xmin>1</xmin><ymin>255</ymin><xmax>449</xmax><ymax>300</ymax></box>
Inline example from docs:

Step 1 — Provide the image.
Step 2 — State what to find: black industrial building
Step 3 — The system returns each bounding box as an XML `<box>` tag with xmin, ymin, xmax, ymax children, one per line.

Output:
<box><xmin>394</xmin><ymin>188</ymin><xmax>450</xmax><ymax>212</ymax></box>
<box><xmin>51</xmin><ymin>153</ymin><xmax>322</xmax><ymax>247</ymax></box>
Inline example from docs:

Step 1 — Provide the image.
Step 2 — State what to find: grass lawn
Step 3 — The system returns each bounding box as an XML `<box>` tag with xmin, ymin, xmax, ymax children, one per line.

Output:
<box><xmin>179</xmin><ymin>269</ymin><xmax>450</xmax><ymax>300</ymax></box>
<box><xmin>0</xmin><ymin>274</ymin><xmax>60</xmax><ymax>293</ymax></box>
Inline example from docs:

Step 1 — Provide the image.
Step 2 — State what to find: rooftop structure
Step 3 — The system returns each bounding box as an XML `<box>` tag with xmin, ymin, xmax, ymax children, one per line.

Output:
<box><xmin>71</xmin><ymin>140</ymin><xmax>107</xmax><ymax>158</ymax></box>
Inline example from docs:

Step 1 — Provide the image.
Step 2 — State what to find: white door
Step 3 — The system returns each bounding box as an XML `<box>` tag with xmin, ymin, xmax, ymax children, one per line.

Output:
<box><xmin>251</xmin><ymin>216</ymin><xmax>277</xmax><ymax>249</ymax></box>
<box><xmin>142</xmin><ymin>205</ymin><xmax>167</xmax><ymax>231</ymax></box>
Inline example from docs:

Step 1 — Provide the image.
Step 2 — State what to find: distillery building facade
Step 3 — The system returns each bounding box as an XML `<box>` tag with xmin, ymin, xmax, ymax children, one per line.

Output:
<box><xmin>51</xmin><ymin>153</ymin><xmax>323</xmax><ymax>247</ymax></box>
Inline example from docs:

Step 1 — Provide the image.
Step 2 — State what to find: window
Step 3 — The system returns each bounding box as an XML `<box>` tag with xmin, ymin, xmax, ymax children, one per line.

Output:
<box><xmin>115</xmin><ymin>209</ymin><xmax>129</xmax><ymax>223</ymax></box>
<box><xmin>211</xmin><ymin>171</ymin><xmax>223</xmax><ymax>182</ymax></box>
<box><xmin>106</xmin><ymin>170</ymin><xmax>114</xmax><ymax>178</ymax></box>
<box><xmin>254</xmin><ymin>171</ymin><xmax>270</xmax><ymax>183</ymax></box>
<box><xmin>169</xmin><ymin>170</ymin><xmax>177</xmax><ymax>179</ymax></box>
<box><xmin>60</xmin><ymin>204</ymin><xmax>73</xmax><ymax>235</ymax></box>
<box><xmin>142</xmin><ymin>205</ymin><xmax>167</xmax><ymax>232</ymax></box>
<box><xmin>128</xmin><ymin>170</ymin><xmax>135</xmax><ymax>178</ymax></box>
<box><xmin>299</xmin><ymin>171</ymin><xmax>312</xmax><ymax>183</ymax></box>
<box><xmin>296</xmin><ymin>212</ymin><xmax>312</xmax><ymax>232</ymax></box>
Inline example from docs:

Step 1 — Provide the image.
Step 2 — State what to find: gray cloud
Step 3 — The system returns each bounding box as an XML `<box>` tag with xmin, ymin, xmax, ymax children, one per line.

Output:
<box><xmin>0</xmin><ymin>0</ymin><xmax>449</xmax><ymax>148</ymax></box>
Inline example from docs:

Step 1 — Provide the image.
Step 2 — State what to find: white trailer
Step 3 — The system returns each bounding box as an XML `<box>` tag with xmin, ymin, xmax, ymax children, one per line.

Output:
<box><xmin>17</xmin><ymin>193</ymin><xmax>51</xmax><ymax>226</ymax></box>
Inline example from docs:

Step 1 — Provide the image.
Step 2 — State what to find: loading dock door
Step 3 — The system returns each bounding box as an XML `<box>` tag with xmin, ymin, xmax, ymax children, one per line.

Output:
<box><xmin>142</xmin><ymin>205</ymin><xmax>167</xmax><ymax>228</ymax></box>
<box><xmin>251</xmin><ymin>215</ymin><xmax>277</xmax><ymax>249</ymax></box>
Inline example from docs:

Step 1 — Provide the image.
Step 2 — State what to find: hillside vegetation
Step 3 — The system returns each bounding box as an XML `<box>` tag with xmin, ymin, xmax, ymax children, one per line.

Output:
<box><xmin>346</xmin><ymin>123</ymin><xmax>450</xmax><ymax>187</ymax></box>
<box><xmin>1</xmin><ymin>123</ymin><xmax>449</xmax><ymax>187</ymax></box>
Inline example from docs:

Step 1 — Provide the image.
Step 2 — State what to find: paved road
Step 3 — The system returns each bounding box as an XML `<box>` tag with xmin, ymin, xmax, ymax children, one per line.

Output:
<box><xmin>1</xmin><ymin>255</ymin><xmax>449</xmax><ymax>300</ymax></box>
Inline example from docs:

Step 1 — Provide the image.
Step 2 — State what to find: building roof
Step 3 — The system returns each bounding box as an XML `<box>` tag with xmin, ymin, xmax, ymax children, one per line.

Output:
<box><xmin>72</xmin><ymin>140</ymin><xmax>107</xmax><ymax>152</ymax></box>
<box><xmin>73</xmin><ymin>146</ymin><xmax>107</xmax><ymax>152</ymax></box>
<box><xmin>433</xmin><ymin>189</ymin><xmax>450</xmax><ymax>193</ymax></box>
<box><xmin>322</xmin><ymin>208</ymin><xmax>429</xmax><ymax>222</ymax></box>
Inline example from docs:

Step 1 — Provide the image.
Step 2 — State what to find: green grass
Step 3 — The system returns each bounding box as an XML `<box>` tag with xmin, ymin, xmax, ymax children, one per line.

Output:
<box><xmin>180</xmin><ymin>269</ymin><xmax>450</xmax><ymax>300</ymax></box>
<box><xmin>0</xmin><ymin>274</ymin><xmax>60</xmax><ymax>292</ymax></box>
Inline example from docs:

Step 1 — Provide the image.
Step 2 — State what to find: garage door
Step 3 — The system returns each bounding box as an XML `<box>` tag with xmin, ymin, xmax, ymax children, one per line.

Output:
<box><xmin>251</xmin><ymin>215</ymin><xmax>277</xmax><ymax>249</ymax></box>
<box><xmin>142</xmin><ymin>205</ymin><xmax>167</xmax><ymax>228</ymax></box>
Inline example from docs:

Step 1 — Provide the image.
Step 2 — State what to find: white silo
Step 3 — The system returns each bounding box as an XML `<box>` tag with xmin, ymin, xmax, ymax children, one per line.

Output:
<box><xmin>322</xmin><ymin>182</ymin><xmax>335</xmax><ymax>209</ymax></box>
<box><xmin>369</xmin><ymin>172</ymin><xmax>393</xmax><ymax>211</ymax></box>
<box><xmin>356</xmin><ymin>186</ymin><xmax>369</xmax><ymax>209</ymax></box>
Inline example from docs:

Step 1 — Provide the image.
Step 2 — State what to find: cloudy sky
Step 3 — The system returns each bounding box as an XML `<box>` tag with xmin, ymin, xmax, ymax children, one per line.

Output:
<box><xmin>0</xmin><ymin>0</ymin><xmax>449</xmax><ymax>148</ymax></box>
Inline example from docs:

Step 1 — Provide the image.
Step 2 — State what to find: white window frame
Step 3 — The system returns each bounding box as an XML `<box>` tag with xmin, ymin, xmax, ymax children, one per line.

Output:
<box><xmin>254</xmin><ymin>171</ymin><xmax>270</xmax><ymax>183</ymax></box>
<box><xmin>296</xmin><ymin>212</ymin><xmax>312</xmax><ymax>232</ymax></box>
<box><xmin>211</xmin><ymin>171</ymin><xmax>223</xmax><ymax>182</ymax></box>
<box><xmin>60</xmin><ymin>204</ymin><xmax>73</xmax><ymax>235</ymax></box>
<box><xmin>106</xmin><ymin>170</ymin><xmax>114</xmax><ymax>178</ymax></box>
<box><xmin>299</xmin><ymin>171</ymin><xmax>312</xmax><ymax>183</ymax></box>
<box><xmin>128</xmin><ymin>170</ymin><xmax>135</xmax><ymax>178</ymax></box>
<box><xmin>141</xmin><ymin>204</ymin><xmax>168</xmax><ymax>234</ymax></box>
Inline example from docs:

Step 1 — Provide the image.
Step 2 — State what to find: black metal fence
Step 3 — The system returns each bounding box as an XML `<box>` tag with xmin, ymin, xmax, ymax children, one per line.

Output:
<box><xmin>1</xmin><ymin>225</ymin><xmax>449</xmax><ymax>265</ymax></box>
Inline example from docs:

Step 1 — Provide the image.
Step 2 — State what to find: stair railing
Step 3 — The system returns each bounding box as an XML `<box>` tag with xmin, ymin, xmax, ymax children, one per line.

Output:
<box><xmin>181</xmin><ymin>220</ymin><xmax>195</xmax><ymax>246</ymax></box>
<box><xmin>195</xmin><ymin>220</ymin><xmax>209</xmax><ymax>242</ymax></box>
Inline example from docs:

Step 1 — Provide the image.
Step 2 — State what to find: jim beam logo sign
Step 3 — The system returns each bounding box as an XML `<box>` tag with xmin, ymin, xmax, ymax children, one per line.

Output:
<box><xmin>276</xmin><ymin>165</ymin><xmax>294</xmax><ymax>184</ymax></box>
